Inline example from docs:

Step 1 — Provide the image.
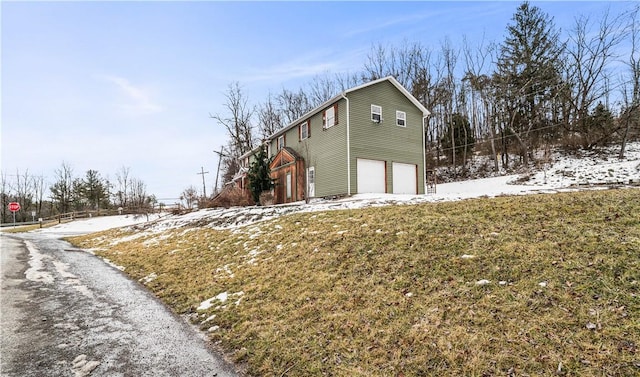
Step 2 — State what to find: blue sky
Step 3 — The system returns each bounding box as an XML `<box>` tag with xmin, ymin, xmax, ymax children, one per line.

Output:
<box><xmin>1</xmin><ymin>1</ymin><xmax>635</xmax><ymax>202</ymax></box>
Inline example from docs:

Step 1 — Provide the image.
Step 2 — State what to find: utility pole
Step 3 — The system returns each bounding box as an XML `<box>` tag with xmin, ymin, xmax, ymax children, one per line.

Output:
<box><xmin>197</xmin><ymin>167</ymin><xmax>209</xmax><ymax>198</ymax></box>
<box><xmin>213</xmin><ymin>146</ymin><xmax>230</xmax><ymax>195</ymax></box>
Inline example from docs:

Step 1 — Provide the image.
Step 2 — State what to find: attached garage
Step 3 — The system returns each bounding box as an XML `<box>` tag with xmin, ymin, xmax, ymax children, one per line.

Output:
<box><xmin>357</xmin><ymin>158</ymin><xmax>386</xmax><ymax>194</ymax></box>
<box><xmin>392</xmin><ymin>162</ymin><xmax>417</xmax><ymax>194</ymax></box>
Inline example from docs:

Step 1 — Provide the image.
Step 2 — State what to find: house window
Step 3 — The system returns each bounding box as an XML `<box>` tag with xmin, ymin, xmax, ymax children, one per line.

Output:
<box><xmin>277</xmin><ymin>135</ymin><xmax>285</xmax><ymax>150</ymax></box>
<box><xmin>286</xmin><ymin>172</ymin><xmax>292</xmax><ymax>199</ymax></box>
<box><xmin>396</xmin><ymin>111</ymin><xmax>406</xmax><ymax>127</ymax></box>
<box><xmin>323</xmin><ymin>105</ymin><xmax>337</xmax><ymax>129</ymax></box>
<box><xmin>299</xmin><ymin>120</ymin><xmax>309</xmax><ymax>140</ymax></box>
<box><xmin>371</xmin><ymin>105</ymin><xmax>382</xmax><ymax>123</ymax></box>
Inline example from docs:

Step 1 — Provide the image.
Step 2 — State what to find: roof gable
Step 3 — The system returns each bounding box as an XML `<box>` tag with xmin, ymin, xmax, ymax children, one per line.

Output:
<box><xmin>268</xmin><ymin>76</ymin><xmax>430</xmax><ymax>140</ymax></box>
<box><xmin>269</xmin><ymin>147</ymin><xmax>302</xmax><ymax>170</ymax></box>
<box><xmin>344</xmin><ymin>76</ymin><xmax>430</xmax><ymax>115</ymax></box>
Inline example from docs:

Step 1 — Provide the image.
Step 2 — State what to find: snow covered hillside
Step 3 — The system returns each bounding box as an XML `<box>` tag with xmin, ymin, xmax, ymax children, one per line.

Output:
<box><xmin>34</xmin><ymin>142</ymin><xmax>640</xmax><ymax>238</ymax></box>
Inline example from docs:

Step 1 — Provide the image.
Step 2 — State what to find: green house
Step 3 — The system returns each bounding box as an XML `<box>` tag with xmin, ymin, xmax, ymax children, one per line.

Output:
<box><xmin>260</xmin><ymin>76</ymin><xmax>430</xmax><ymax>204</ymax></box>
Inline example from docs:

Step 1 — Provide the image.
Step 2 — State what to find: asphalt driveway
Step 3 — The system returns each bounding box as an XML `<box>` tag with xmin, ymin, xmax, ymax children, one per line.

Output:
<box><xmin>1</xmin><ymin>232</ymin><xmax>239</xmax><ymax>377</ymax></box>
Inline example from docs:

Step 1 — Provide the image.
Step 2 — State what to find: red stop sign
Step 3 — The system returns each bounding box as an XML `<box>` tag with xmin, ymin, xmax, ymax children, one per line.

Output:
<box><xmin>8</xmin><ymin>202</ymin><xmax>20</xmax><ymax>212</ymax></box>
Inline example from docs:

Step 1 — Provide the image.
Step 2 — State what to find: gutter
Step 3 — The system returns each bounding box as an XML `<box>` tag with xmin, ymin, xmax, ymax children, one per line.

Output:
<box><xmin>422</xmin><ymin>115</ymin><xmax>428</xmax><ymax>194</ymax></box>
<box><xmin>341</xmin><ymin>92</ymin><xmax>351</xmax><ymax>196</ymax></box>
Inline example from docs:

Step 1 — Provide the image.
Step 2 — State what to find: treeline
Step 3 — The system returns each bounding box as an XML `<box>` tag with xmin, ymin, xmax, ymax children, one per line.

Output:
<box><xmin>212</xmin><ymin>2</ymin><xmax>639</xmax><ymax>183</ymax></box>
<box><xmin>1</xmin><ymin>163</ymin><xmax>156</xmax><ymax>223</ymax></box>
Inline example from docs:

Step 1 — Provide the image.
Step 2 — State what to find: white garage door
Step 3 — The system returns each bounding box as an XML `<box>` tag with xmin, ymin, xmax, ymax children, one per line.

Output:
<box><xmin>392</xmin><ymin>162</ymin><xmax>417</xmax><ymax>194</ymax></box>
<box><xmin>357</xmin><ymin>159</ymin><xmax>386</xmax><ymax>194</ymax></box>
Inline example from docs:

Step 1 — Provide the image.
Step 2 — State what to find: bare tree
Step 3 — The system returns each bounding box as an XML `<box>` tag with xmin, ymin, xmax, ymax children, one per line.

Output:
<box><xmin>13</xmin><ymin>169</ymin><xmax>35</xmax><ymax>222</ymax></box>
<box><xmin>307</xmin><ymin>73</ymin><xmax>339</xmax><ymax>106</ymax></box>
<box><xmin>362</xmin><ymin>41</ymin><xmax>431</xmax><ymax>92</ymax></box>
<box><xmin>463</xmin><ymin>35</ymin><xmax>500</xmax><ymax>171</ymax></box>
<box><xmin>1</xmin><ymin>171</ymin><xmax>10</xmax><ymax>223</ymax></box>
<box><xmin>180</xmin><ymin>186</ymin><xmax>198</xmax><ymax>209</ymax></box>
<box><xmin>277</xmin><ymin>87</ymin><xmax>312</xmax><ymax>124</ymax></box>
<box><xmin>335</xmin><ymin>72</ymin><xmax>363</xmax><ymax>92</ymax></box>
<box><xmin>420</xmin><ymin>50</ymin><xmax>448</xmax><ymax>167</ymax></box>
<box><xmin>220</xmin><ymin>153</ymin><xmax>241</xmax><ymax>185</ymax></box>
<box><xmin>257</xmin><ymin>92</ymin><xmax>283</xmax><ymax>139</ymax></box>
<box><xmin>362</xmin><ymin>43</ymin><xmax>388</xmax><ymax>82</ymax></box>
<box><xmin>565</xmin><ymin>9</ymin><xmax>625</xmax><ymax>148</ymax></box>
<box><xmin>619</xmin><ymin>4</ymin><xmax>640</xmax><ymax>158</ymax></box>
<box><xmin>129</xmin><ymin>177</ymin><xmax>148</xmax><ymax>209</ymax></box>
<box><xmin>32</xmin><ymin>174</ymin><xmax>45</xmax><ymax>218</ymax></box>
<box><xmin>115</xmin><ymin>166</ymin><xmax>130</xmax><ymax>208</ymax></box>
<box><xmin>210</xmin><ymin>82</ymin><xmax>256</xmax><ymax>158</ymax></box>
<box><xmin>439</xmin><ymin>38</ymin><xmax>462</xmax><ymax>170</ymax></box>
<box><xmin>50</xmin><ymin>162</ymin><xmax>74</xmax><ymax>214</ymax></box>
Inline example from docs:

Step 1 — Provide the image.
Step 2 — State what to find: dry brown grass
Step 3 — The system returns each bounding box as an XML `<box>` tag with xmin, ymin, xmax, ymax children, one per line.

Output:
<box><xmin>69</xmin><ymin>189</ymin><xmax>640</xmax><ymax>377</ymax></box>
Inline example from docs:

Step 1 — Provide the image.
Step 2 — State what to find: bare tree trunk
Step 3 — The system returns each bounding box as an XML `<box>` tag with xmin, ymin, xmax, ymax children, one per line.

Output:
<box><xmin>620</xmin><ymin>6</ymin><xmax>640</xmax><ymax>159</ymax></box>
<box><xmin>618</xmin><ymin>107</ymin><xmax>635</xmax><ymax>159</ymax></box>
<box><xmin>487</xmin><ymin>102</ymin><xmax>499</xmax><ymax>172</ymax></box>
<box><xmin>33</xmin><ymin>175</ymin><xmax>45</xmax><ymax>218</ymax></box>
<box><xmin>116</xmin><ymin>166</ymin><xmax>130</xmax><ymax>208</ymax></box>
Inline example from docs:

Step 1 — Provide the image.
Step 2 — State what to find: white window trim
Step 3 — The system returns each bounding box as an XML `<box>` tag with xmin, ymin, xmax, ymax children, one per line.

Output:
<box><xmin>307</xmin><ymin>166</ymin><xmax>315</xmax><ymax>197</ymax></box>
<box><xmin>286</xmin><ymin>172</ymin><xmax>292</xmax><ymax>199</ymax></box>
<box><xmin>300</xmin><ymin>121</ymin><xmax>309</xmax><ymax>140</ymax></box>
<box><xmin>277</xmin><ymin>135</ymin><xmax>285</xmax><ymax>150</ymax></box>
<box><xmin>324</xmin><ymin>106</ymin><xmax>336</xmax><ymax>129</ymax></box>
<box><xmin>396</xmin><ymin>110</ymin><xmax>406</xmax><ymax>127</ymax></box>
<box><xmin>371</xmin><ymin>104</ymin><xmax>382</xmax><ymax>123</ymax></box>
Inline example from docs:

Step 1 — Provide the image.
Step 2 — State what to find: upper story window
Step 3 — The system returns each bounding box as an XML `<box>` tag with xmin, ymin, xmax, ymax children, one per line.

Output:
<box><xmin>396</xmin><ymin>111</ymin><xmax>406</xmax><ymax>127</ymax></box>
<box><xmin>371</xmin><ymin>105</ymin><xmax>382</xmax><ymax>123</ymax></box>
<box><xmin>299</xmin><ymin>120</ymin><xmax>309</xmax><ymax>140</ymax></box>
<box><xmin>323</xmin><ymin>104</ymin><xmax>337</xmax><ymax>129</ymax></box>
<box><xmin>277</xmin><ymin>135</ymin><xmax>285</xmax><ymax>150</ymax></box>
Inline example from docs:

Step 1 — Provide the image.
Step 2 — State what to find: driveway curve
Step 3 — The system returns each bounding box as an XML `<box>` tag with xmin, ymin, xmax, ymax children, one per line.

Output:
<box><xmin>1</xmin><ymin>232</ymin><xmax>240</xmax><ymax>377</ymax></box>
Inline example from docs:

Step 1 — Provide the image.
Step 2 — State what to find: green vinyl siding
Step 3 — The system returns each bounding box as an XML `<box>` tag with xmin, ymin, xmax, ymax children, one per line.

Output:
<box><xmin>266</xmin><ymin>78</ymin><xmax>426</xmax><ymax>198</ymax></box>
<box><xmin>347</xmin><ymin>80</ymin><xmax>425</xmax><ymax>194</ymax></box>
<box><xmin>269</xmin><ymin>99</ymin><xmax>348</xmax><ymax>198</ymax></box>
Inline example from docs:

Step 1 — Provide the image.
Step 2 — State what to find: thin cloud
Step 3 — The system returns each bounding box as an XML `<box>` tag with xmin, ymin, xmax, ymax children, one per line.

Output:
<box><xmin>345</xmin><ymin>4</ymin><xmax>507</xmax><ymax>40</ymax></box>
<box><xmin>344</xmin><ymin>11</ymin><xmax>444</xmax><ymax>38</ymax></box>
<box><xmin>101</xmin><ymin>75</ymin><xmax>162</xmax><ymax>114</ymax></box>
<box><xmin>241</xmin><ymin>49</ymin><xmax>366</xmax><ymax>84</ymax></box>
<box><xmin>242</xmin><ymin>61</ymin><xmax>337</xmax><ymax>83</ymax></box>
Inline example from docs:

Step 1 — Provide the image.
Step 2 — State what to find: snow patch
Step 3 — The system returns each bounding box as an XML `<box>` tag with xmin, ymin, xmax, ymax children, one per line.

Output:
<box><xmin>53</xmin><ymin>260</ymin><xmax>94</xmax><ymax>298</ymax></box>
<box><xmin>202</xmin><ymin>314</ymin><xmax>216</xmax><ymax>324</ymax></box>
<box><xmin>24</xmin><ymin>240</ymin><xmax>54</xmax><ymax>284</ymax></box>
<box><xmin>197</xmin><ymin>291</ymin><xmax>244</xmax><ymax>311</ymax></box>
<box><xmin>140</xmin><ymin>273</ymin><xmax>158</xmax><ymax>284</ymax></box>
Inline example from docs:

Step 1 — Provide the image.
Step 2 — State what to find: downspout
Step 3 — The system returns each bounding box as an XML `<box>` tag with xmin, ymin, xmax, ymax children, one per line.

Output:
<box><xmin>422</xmin><ymin>115</ymin><xmax>428</xmax><ymax>194</ymax></box>
<box><xmin>341</xmin><ymin>93</ymin><xmax>351</xmax><ymax>196</ymax></box>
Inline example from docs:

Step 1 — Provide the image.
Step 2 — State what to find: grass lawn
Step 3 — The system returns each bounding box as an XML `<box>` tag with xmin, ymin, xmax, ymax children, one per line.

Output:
<box><xmin>69</xmin><ymin>189</ymin><xmax>640</xmax><ymax>376</ymax></box>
